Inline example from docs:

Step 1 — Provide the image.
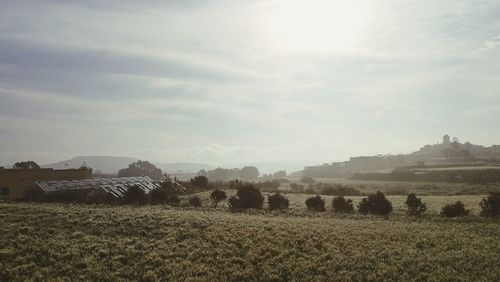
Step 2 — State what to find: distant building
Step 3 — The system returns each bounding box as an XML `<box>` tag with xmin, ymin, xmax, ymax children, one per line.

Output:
<box><xmin>443</xmin><ymin>134</ymin><xmax>450</xmax><ymax>145</ymax></box>
<box><xmin>0</xmin><ymin>168</ymin><xmax>91</xmax><ymax>200</ymax></box>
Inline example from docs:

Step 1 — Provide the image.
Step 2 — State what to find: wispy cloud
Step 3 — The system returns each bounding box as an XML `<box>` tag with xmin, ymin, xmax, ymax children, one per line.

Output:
<box><xmin>1</xmin><ymin>0</ymin><xmax>499</xmax><ymax>166</ymax></box>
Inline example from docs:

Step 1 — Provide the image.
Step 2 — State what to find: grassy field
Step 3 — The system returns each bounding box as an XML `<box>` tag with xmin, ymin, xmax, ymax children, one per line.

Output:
<box><xmin>1</xmin><ymin>195</ymin><xmax>499</xmax><ymax>281</ymax></box>
<box><xmin>282</xmin><ymin>177</ymin><xmax>500</xmax><ymax>196</ymax></box>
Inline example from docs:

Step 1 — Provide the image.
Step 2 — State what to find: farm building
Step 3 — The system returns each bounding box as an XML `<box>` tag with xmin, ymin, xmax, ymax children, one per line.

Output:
<box><xmin>0</xmin><ymin>167</ymin><xmax>92</xmax><ymax>200</ymax></box>
<box><xmin>34</xmin><ymin>176</ymin><xmax>160</xmax><ymax>198</ymax></box>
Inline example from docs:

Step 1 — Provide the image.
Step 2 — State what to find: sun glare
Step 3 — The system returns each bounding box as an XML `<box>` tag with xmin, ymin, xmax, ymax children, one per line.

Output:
<box><xmin>261</xmin><ymin>0</ymin><xmax>371</xmax><ymax>54</ymax></box>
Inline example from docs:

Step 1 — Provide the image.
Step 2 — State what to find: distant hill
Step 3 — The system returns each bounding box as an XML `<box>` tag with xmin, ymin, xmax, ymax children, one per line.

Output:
<box><xmin>42</xmin><ymin>156</ymin><xmax>139</xmax><ymax>174</ymax></box>
<box><xmin>43</xmin><ymin>156</ymin><xmax>214</xmax><ymax>174</ymax></box>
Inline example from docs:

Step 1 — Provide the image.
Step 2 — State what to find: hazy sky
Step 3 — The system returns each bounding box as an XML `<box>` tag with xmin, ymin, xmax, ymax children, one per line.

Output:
<box><xmin>1</xmin><ymin>0</ymin><xmax>499</xmax><ymax>167</ymax></box>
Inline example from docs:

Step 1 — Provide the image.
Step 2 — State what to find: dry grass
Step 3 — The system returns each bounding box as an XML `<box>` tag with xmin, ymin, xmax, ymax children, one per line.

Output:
<box><xmin>1</xmin><ymin>199</ymin><xmax>499</xmax><ymax>281</ymax></box>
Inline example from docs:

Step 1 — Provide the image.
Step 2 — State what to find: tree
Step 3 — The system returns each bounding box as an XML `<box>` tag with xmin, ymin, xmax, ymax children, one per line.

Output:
<box><xmin>273</xmin><ymin>170</ymin><xmax>287</xmax><ymax>178</ymax></box>
<box><xmin>240</xmin><ymin>166</ymin><xmax>260</xmax><ymax>180</ymax></box>
<box><xmin>118</xmin><ymin>160</ymin><xmax>162</xmax><ymax>181</ymax></box>
<box><xmin>268</xmin><ymin>193</ymin><xmax>289</xmax><ymax>210</ymax></box>
<box><xmin>305</xmin><ymin>195</ymin><xmax>326</xmax><ymax>212</ymax></box>
<box><xmin>13</xmin><ymin>161</ymin><xmax>40</xmax><ymax>169</ymax></box>
<box><xmin>479</xmin><ymin>193</ymin><xmax>500</xmax><ymax>218</ymax></box>
<box><xmin>404</xmin><ymin>193</ymin><xmax>427</xmax><ymax>216</ymax></box>
<box><xmin>358</xmin><ymin>191</ymin><xmax>393</xmax><ymax>216</ymax></box>
<box><xmin>332</xmin><ymin>196</ymin><xmax>354</xmax><ymax>213</ymax></box>
<box><xmin>210</xmin><ymin>190</ymin><xmax>227</xmax><ymax>208</ymax></box>
<box><xmin>229</xmin><ymin>184</ymin><xmax>264</xmax><ymax>210</ymax></box>
<box><xmin>190</xmin><ymin>175</ymin><xmax>209</xmax><ymax>188</ymax></box>
<box><xmin>441</xmin><ymin>201</ymin><xmax>470</xmax><ymax>217</ymax></box>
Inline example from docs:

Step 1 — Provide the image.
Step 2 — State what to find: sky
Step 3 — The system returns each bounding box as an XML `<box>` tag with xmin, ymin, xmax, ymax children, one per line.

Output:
<box><xmin>1</xmin><ymin>0</ymin><xmax>499</xmax><ymax>168</ymax></box>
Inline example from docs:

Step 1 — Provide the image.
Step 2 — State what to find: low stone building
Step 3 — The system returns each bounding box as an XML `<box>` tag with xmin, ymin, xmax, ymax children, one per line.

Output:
<box><xmin>0</xmin><ymin>168</ymin><xmax>92</xmax><ymax>200</ymax></box>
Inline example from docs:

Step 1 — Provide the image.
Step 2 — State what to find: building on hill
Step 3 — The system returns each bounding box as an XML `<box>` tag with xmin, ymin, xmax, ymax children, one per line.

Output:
<box><xmin>303</xmin><ymin>162</ymin><xmax>346</xmax><ymax>178</ymax></box>
<box><xmin>443</xmin><ymin>134</ymin><xmax>451</xmax><ymax>145</ymax></box>
<box><xmin>0</xmin><ymin>168</ymin><xmax>92</xmax><ymax>200</ymax></box>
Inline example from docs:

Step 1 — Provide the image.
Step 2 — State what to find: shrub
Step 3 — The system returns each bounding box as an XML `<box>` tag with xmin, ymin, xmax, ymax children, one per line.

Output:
<box><xmin>210</xmin><ymin>190</ymin><xmax>227</xmax><ymax>207</ymax></box>
<box><xmin>188</xmin><ymin>196</ymin><xmax>202</xmax><ymax>207</ymax></box>
<box><xmin>305</xmin><ymin>195</ymin><xmax>326</xmax><ymax>212</ymax></box>
<box><xmin>166</xmin><ymin>194</ymin><xmax>180</xmax><ymax>205</ymax></box>
<box><xmin>190</xmin><ymin>175</ymin><xmax>209</xmax><ymax>188</ymax></box>
<box><xmin>358</xmin><ymin>191</ymin><xmax>393</xmax><ymax>216</ymax></box>
<box><xmin>150</xmin><ymin>187</ymin><xmax>169</xmax><ymax>205</ymax></box>
<box><xmin>332</xmin><ymin>196</ymin><xmax>354</xmax><ymax>213</ymax></box>
<box><xmin>228</xmin><ymin>196</ymin><xmax>240</xmax><ymax>211</ymax></box>
<box><xmin>235</xmin><ymin>184</ymin><xmax>264</xmax><ymax>209</ymax></box>
<box><xmin>480</xmin><ymin>192</ymin><xmax>500</xmax><ymax>218</ymax></box>
<box><xmin>121</xmin><ymin>185</ymin><xmax>148</xmax><ymax>205</ymax></box>
<box><xmin>268</xmin><ymin>193</ymin><xmax>289</xmax><ymax>210</ymax></box>
<box><xmin>441</xmin><ymin>201</ymin><xmax>470</xmax><ymax>217</ymax></box>
<box><xmin>405</xmin><ymin>193</ymin><xmax>427</xmax><ymax>215</ymax></box>
<box><xmin>85</xmin><ymin>189</ymin><xmax>115</xmax><ymax>205</ymax></box>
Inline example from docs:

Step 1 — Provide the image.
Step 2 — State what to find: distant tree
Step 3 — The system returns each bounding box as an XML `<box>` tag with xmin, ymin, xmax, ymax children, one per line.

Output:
<box><xmin>404</xmin><ymin>193</ymin><xmax>427</xmax><ymax>216</ymax></box>
<box><xmin>188</xmin><ymin>196</ymin><xmax>202</xmax><ymax>207</ymax></box>
<box><xmin>332</xmin><ymin>196</ymin><xmax>354</xmax><ymax>213</ymax></box>
<box><xmin>229</xmin><ymin>179</ymin><xmax>243</xmax><ymax>189</ymax></box>
<box><xmin>118</xmin><ymin>161</ymin><xmax>162</xmax><ymax>181</ymax></box>
<box><xmin>210</xmin><ymin>189</ymin><xmax>227</xmax><ymax>208</ymax></box>
<box><xmin>207</xmin><ymin>167</ymin><xmax>239</xmax><ymax>181</ymax></box>
<box><xmin>441</xmin><ymin>201</ymin><xmax>470</xmax><ymax>217</ymax></box>
<box><xmin>273</xmin><ymin>170</ymin><xmax>287</xmax><ymax>178</ymax></box>
<box><xmin>358</xmin><ymin>191</ymin><xmax>393</xmax><ymax>216</ymax></box>
<box><xmin>13</xmin><ymin>161</ymin><xmax>40</xmax><ymax>169</ymax></box>
<box><xmin>240</xmin><ymin>166</ymin><xmax>260</xmax><ymax>180</ymax></box>
<box><xmin>305</xmin><ymin>195</ymin><xmax>326</xmax><ymax>212</ymax></box>
<box><xmin>190</xmin><ymin>175</ymin><xmax>209</xmax><ymax>188</ymax></box>
<box><xmin>268</xmin><ymin>193</ymin><xmax>289</xmax><ymax>210</ymax></box>
<box><xmin>197</xmin><ymin>169</ymin><xmax>208</xmax><ymax>177</ymax></box>
<box><xmin>479</xmin><ymin>193</ymin><xmax>500</xmax><ymax>218</ymax></box>
<box><xmin>121</xmin><ymin>185</ymin><xmax>148</xmax><ymax>205</ymax></box>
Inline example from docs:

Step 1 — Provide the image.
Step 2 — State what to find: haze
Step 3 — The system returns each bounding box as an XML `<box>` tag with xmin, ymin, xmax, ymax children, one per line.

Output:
<box><xmin>1</xmin><ymin>0</ymin><xmax>499</xmax><ymax>167</ymax></box>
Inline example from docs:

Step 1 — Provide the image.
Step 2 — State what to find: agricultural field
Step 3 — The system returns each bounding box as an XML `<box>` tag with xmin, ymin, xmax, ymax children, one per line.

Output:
<box><xmin>282</xmin><ymin>177</ymin><xmax>500</xmax><ymax>196</ymax></box>
<box><xmin>1</xmin><ymin>192</ymin><xmax>499</xmax><ymax>281</ymax></box>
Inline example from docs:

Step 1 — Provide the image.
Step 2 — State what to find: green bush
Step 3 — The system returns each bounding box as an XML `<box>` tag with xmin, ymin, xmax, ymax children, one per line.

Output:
<box><xmin>305</xmin><ymin>195</ymin><xmax>325</xmax><ymax>212</ymax></box>
<box><xmin>121</xmin><ymin>185</ymin><xmax>148</xmax><ymax>205</ymax></box>
<box><xmin>358</xmin><ymin>191</ymin><xmax>392</xmax><ymax>216</ymax></box>
<box><xmin>441</xmin><ymin>201</ymin><xmax>470</xmax><ymax>217</ymax></box>
<box><xmin>480</xmin><ymin>192</ymin><xmax>500</xmax><ymax>218</ymax></box>
<box><xmin>268</xmin><ymin>193</ymin><xmax>289</xmax><ymax>210</ymax></box>
<box><xmin>210</xmin><ymin>190</ymin><xmax>227</xmax><ymax>207</ymax></box>
<box><xmin>232</xmin><ymin>184</ymin><xmax>264</xmax><ymax>210</ymax></box>
<box><xmin>190</xmin><ymin>176</ymin><xmax>209</xmax><ymax>188</ymax></box>
<box><xmin>149</xmin><ymin>187</ymin><xmax>169</xmax><ymax>205</ymax></box>
<box><xmin>188</xmin><ymin>196</ymin><xmax>202</xmax><ymax>207</ymax></box>
<box><xmin>85</xmin><ymin>189</ymin><xmax>115</xmax><ymax>205</ymax></box>
<box><xmin>404</xmin><ymin>193</ymin><xmax>427</xmax><ymax>216</ymax></box>
<box><xmin>332</xmin><ymin>196</ymin><xmax>354</xmax><ymax>213</ymax></box>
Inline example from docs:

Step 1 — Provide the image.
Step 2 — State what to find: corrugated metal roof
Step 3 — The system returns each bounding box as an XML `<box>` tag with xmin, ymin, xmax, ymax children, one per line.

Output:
<box><xmin>34</xmin><ymin>176</ymin><xmax>160</xmax><ymax>197</ymax></box>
